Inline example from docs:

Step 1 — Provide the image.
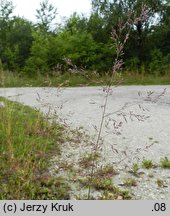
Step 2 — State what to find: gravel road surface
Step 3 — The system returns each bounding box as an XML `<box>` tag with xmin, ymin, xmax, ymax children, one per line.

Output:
<box><xmin>0</xmin><ymin>86</ymin><xmax>170</xmax><ymax>199</ymax></box>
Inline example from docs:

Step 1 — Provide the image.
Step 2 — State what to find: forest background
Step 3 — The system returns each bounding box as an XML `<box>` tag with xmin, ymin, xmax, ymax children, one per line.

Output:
<box><xmin>0</xmin><ymin>0</ymin><xmax>170</xmax><ymax>79</ymax></box>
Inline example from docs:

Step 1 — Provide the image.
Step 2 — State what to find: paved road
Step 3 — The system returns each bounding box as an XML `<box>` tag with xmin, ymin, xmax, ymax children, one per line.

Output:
<box><xmin>0</xmin><ymin>86</ymin><xmax>170</xmax><ymax>199</ymax></box>
<box><xmin>0</xmin><ymin>86</ymin><xmax>169</xmax><ymax>163</ymax></box>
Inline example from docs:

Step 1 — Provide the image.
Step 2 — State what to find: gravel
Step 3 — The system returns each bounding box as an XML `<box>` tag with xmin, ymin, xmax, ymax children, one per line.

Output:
<box><xmin>0</xmin><ymin>86</ymin><xmax>170</xmax><ymax>199</ymax></box>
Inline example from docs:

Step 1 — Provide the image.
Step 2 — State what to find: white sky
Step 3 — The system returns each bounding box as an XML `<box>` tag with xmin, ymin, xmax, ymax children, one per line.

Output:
<box><xmin>11</xmin><ymin>0</ymin><xmax>92</xmax><ymax>22</ymax></box>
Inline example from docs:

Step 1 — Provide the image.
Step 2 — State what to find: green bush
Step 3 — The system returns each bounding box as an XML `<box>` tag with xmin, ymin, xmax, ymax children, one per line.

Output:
<box><xmin>149</xmin><ymin>49</ymin><xmax>170</xmax><ymax>75</ymax></box>
<box><xmin>24</xmin><ymin>30</ymin><xmax>49</xmax><ymax>75</ymax></box>
<box><xmin>33</xmin><ymin>31</ymin><xmax>116</xmax><ymax>73</ymax></box>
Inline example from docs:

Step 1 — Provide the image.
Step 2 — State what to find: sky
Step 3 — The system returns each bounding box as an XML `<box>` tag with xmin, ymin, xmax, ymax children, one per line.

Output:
<box><xmin>11</xmin><ymin>0</ymin><xmax>92</xmax><ymax>23</ymax></box>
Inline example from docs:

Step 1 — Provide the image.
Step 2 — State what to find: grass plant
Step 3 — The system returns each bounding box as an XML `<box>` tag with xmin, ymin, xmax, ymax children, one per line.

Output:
<box><xmin>160</xmin><ymin>157</ymin><xmax>170</xmax><ymax>169</ymax></box>
<box><xmin>1</xmin><ymin>70</ymin><xmax>170</xmax><ymax>88</ymax></box>
<box><xmin>0</xmin><ymin>97</ymin><xmax>70</xmax><ymax>199</ymax></box>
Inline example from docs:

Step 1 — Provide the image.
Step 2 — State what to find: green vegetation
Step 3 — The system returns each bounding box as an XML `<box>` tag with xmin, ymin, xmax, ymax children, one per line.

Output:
<box><xmin>0</xmin><ymin>0</ymin><xmax>170</xmax><ymax>200</ymax></box>
<box><xmin>79</xmin><ymin>177</ymin><xmax>131</xmax><ymax>200</ymax></box>
<box><xmin>160</xmin><ymin>157</ymin><xmax>170</xmax><ymax>169</ymax></box>
<box><xmin>1</xmin><ymin>70</ymin><xmax>170</xmax><ymax>88</ymax></box>
<box><xmin>92</xmin><ymin>178</ymin><xmax>131</xmax><ymax>200</ymax></box>
<box><xmin>94</xmin><ymin>165</ymin><xmax>118</xmax><ymax>178</ymax></box>
<box><xmin>0</xmin><ymin>97</ymin><xmax>169</xmax><ymax>199</ymax></box>
<box><xmin>0</xmin><ymin>97</ymin><xmax>70</xmax><ymax>199</ymax></box>
<box><xmin>121</xmin><ymin>72</ymin><xmax>170</xmax><ymax>85</ymax></box>
<box><xmin>0</xmin><ymin>0</ymin><xmax>170</xmax><ymax>78</ymax></box>
<box><xmin>78</xmin><ymin>152</ymin><xmax>101</xmax><ymax>169</ymax></box>
<box><xmin>132</xmin><ymin>163</ymin><xmax>140</xmax><ymax>175</ymax></box>
<box><xmin>123</xmin><ymin>178</ymin><xmax>137</xmax><ymax>187</ymax></box>
<box><xmin>142</xmin><ymin>159</ymin><xmax>155</xmax><ymax>169</ymax></box>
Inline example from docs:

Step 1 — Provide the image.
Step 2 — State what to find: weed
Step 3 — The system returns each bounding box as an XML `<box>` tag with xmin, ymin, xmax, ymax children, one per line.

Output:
<box><xmin>78</xmin><ymin>152</ymin><xmax>101</xmax><ymax>169</ymax></box>
<box><xmin>88</xmin><ymin>178</ymin><xmax>131</xmax><ymax>200</ymax></box>
<box><xmin>142</xmin><ymin>159</ymin><xmax>154</xmax><ymax>169</ymax></box>
<box><xmin>87</xmin><ymin>5</ymin><xmax>150</xmax><ymax>199</ymax></box>
<box><xmin>156</xmin><ymin>179</ymin><xmax>165</xmax><ymax>188</ymax></box>
<box><xmin>78</xmin><ymin>177</ymin><xmax>114</xmax><ymax>190</ymax></box>
<box><xmin>99</xmin><ymin>189</ymin><xmax>131</xmax><ymax>200</ymax></box>
<box><xmin>132</xmin><ymin>163</ymin><xmax>140</xmax><ymax>175</ymax></box>
<box><xmin>123</xmin><ymin>178</ymin><xmax>137</xmax><ymax>187</ymax></box>
<box><xmin>93</xmin><ymin>178</ymin><xmax>114</xmax><ymax>191</ymax></box>
<box><xmin>160</xmin><ymin>157</ymin><xmax>170</xmax><ymax>169</ymax></box>
<box><xmin>94</xmin><ymin>165</ymin><xmax>118</xmax><ymax>179</ymax></box>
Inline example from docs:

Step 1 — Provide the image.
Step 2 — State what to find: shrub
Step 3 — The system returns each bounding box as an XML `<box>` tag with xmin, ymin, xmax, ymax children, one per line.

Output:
<box><xmin>149</xmin><ymin>49</ymin><xmax>170</xmax><ymax>75</ymax></box>
<box><xmin>24</xmin><ymin>30</ymin><xmax>49</xmax><ymax>75</ymax></box>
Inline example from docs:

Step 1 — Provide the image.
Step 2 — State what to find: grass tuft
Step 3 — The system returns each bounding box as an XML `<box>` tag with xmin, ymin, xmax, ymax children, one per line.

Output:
<box><xmin>0</xmin><ymin>97</ymin><xmax>70</xmax><ymax>199</ymax></box>
<box><xmin>142</xmin><ymin>159</ymin><xmax>155</xmax><ymax>169</ymax></box>
<box><xmin>160</xmin><ymin>157</ymin><xmax>170</xmax><ymax>169</ymax></box>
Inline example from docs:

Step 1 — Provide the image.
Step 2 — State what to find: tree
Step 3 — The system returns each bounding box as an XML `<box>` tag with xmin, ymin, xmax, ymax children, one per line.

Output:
<box><xmin>90</xmin><ymin>0</ymin><xmax>166</xmax><ymax>70</ymax></box>
<box><xmin>36</xmin><ymin>0</ymin><xmax>57</xmax><ymax>32</ymax></box>
<box><xmin>0</xmin><ymin>0</ymin><xmax>14</xmax><ymax>68</ymax></box>
<box><xmin>145</xmin><ymin>1</ymin><xmax>170</xmax><ymax>74</ymax></box>
<box><xmin>87</xmin><ymin>13</ymin><xmax>107</xmax><ymax>43</ymax></box>
<box><xmin>0</xmin><ymin>0</ymin><xmax>13</xmax><ymax>21</ymax></box>
<box><xmin>24</xmin><ymin>30</ymin><xmax>49</xmax><ymax>75</ymax></box>
<box><xmin>0</xmin><ymin>0</ymin><xmax>14</xmax><ymax>41</ymax></box>
<box><xmin>64</xmin><ymin>12</ymin><xmax>88</xmax><ymax>34</ymax></box>
<box><xmin>6</xmin><ymin>17</ymin><xmax>33</xmax><ymax>69</ymax></box>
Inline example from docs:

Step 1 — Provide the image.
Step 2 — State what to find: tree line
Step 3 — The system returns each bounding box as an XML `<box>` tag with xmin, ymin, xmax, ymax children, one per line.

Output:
<box><xmin>0</xmin><ymin>0</ymin><xmax>169</xmax><ymax>76</ymax></box>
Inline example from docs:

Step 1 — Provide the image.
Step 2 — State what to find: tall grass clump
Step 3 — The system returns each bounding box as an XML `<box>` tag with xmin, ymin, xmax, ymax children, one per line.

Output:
<box><xmin>87</xmin><ymin>5</ymin><xmax>149</xmax><ymax>199</ymax></box>
<box><xmin>0</xmin><ymin>97</ymin><xmax>70</xmax><ymax>199</ymax></box>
